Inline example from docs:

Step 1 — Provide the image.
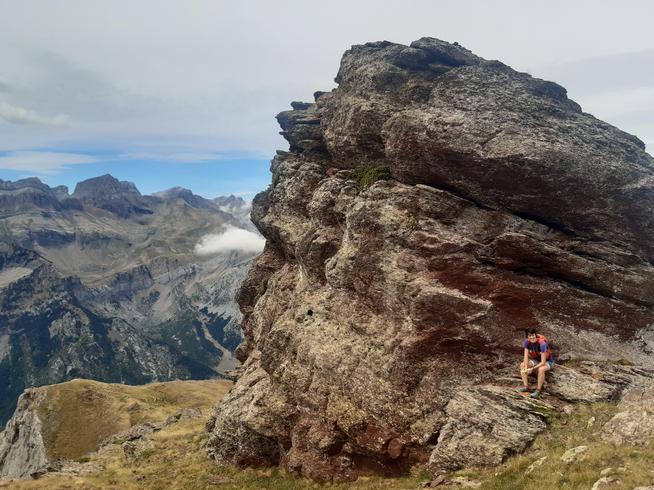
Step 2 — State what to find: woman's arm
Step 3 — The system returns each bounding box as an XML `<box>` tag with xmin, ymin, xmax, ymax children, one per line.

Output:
<box><xmin>532</xmin><ymin>351</ymin><xmax>547</xmax><ymax>369</ymax></box>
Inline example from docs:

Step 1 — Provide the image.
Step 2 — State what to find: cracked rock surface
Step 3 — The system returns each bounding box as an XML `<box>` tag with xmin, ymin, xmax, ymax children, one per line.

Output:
<box><xmin>206</xmin><ymin>37</ymin><xmax>654</xmax><ymax>482</ymax></box>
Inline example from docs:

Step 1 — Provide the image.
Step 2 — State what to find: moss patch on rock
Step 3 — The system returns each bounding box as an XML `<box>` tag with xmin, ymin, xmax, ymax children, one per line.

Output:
<box><xmin>351</xmin><ymin>165</ymin><xmax>393</xmax><ymax>189</ymax></box>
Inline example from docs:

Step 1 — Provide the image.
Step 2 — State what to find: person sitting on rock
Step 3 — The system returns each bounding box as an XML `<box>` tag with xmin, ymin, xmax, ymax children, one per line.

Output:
<box><xmin>518</xmin><ymin>328</ymin><xmax>555</xmax><ymax>398</ymax></box>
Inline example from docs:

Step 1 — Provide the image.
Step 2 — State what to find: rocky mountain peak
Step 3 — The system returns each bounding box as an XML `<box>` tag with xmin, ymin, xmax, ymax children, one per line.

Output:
<box><xmin>213</xmin><ymin>195</ymin><xmax>246</xmax><ymax>208</ymax></box>
<box><xmin>153</xmin><ymin>186</ymin><xmax>193</xmax><ymax>199</ymax></box>
<box><xmin>71</xmin><ymin>174</ymin><xmax>151</xmax><ymax>218</ymax></box>
<box><xmin>206</xmin><ymin>37</ymin><xmax>654</xmax><ymax>482</ymax></box>
<box><xmin>0</xmin><ymin>178</ymin><xmax>62</xmax><ymax>213</ymax></box>
<box><xmin>0</xmin><ymin>177</ymin><xmax>50</xmax><ymax>192</ymax></box>
<box><xmin>153</xmin><ymin>189</ymin><xmax>249</xmax><ymax>213</ymax></box>
<box><xmin>51</xmin><ymin>185</ymin><xmax>69</xmax><ymax>200</ymax></box>
<box><xmin>72</xmin><ymin>174</ymin><xmax>141</xmax><ymax>200</ymax></box>
<box><xmin>152</xmin><ymin>186</ymin><xmax>219</xmax><ymax>211</ymax></box>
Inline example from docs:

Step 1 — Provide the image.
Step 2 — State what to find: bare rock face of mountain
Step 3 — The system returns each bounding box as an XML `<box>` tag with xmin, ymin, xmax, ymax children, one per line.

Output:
<box><xmin>0</xmin><ymin>178</ymin><xmax>63</xmax><ymax>213</ymax></box>
<box><xmin>72</xmin><ymin>174</ymin><xmax>151</xmax><ymax>218</ymax></box>
<box><xmin>0</xmin><ymin>178</ymin><xmax>256</xmax><ymax>427</ymax></box>
<box><xmin>0</xmin><ymin>389</ymin><xmax>48</xmax><ymax>478</ymax></box>
<box><xmin>73</xmin><ymin>174</ymin><xmax>141</xmax><ymax>200</ymax></box>
<box><xmin>213</xmin><ymin>195</ymin><xmax>255</xmax><ymax>231</ymax></box>
<box><xmin>0</xmin><ymin>243</ymin><xmax>205</xmax><ymax>425</ymax></box>
<box><xmin>206</xmin><ymin>38</ymin><xmax>654</xmax><ymax>482</ymax></box>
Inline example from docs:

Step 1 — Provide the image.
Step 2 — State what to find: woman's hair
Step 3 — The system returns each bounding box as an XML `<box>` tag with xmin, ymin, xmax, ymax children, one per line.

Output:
<box><xmin>525</xmin><ymin>327</ymin><xmax>538</xmax><ymax>337</ymax></box>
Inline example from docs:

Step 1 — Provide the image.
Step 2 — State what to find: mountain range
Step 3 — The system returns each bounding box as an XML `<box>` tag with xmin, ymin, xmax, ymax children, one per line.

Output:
<box><xmin>0</xmin><ymin>174</ymin><xmax>256</xmax><ymax>427</ymax></box>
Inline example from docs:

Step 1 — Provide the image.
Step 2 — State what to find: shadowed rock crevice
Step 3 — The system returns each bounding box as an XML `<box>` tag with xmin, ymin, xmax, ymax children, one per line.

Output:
<box><xmin>206</xmin><ymin>37</ymin><xmax>654</xmax><ymax>482</ymax></box>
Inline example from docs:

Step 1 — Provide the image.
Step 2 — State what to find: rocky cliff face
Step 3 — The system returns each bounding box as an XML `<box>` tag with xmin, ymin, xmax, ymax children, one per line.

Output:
<box><xmin>0</xmin><ymin>243</ymin><xmax>207</xmax><ymax>426</ymax></box>
<box><xmin>0</xmin><ymin>389</ymin><xmax>48</xmax><ymax>478</ymax></box>
<box><xmin>71</xmin><ymin>174</ymin><xmax>149</xmax><ymax>218</ymax></box>
<box><xmin>0</xmin><ymin>177</ymin><xmax>255</xmax><ymax>427</ymax></box>
<box><xmin>206</xmin><ymin>38</ymin><xmax>654</xmax><ymax>482</ymax></box>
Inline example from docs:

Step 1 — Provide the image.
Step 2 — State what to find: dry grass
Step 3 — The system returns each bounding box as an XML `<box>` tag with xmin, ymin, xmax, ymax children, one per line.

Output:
<box><xmin>457</xmin><ymin>403</ymin><xmax>654</xmax><ymax>490</ymax></box>
<box><xmin>4</xmin><ymin>377</ymin><xmax>424</xmax><ymax>489</ymax></box>
<box><xmin>36</xmin><ymin>378</ymin><xmax>232</xmax><ymax>461</ymax></box>
<box><xmin>7</xmin><ymin>417</ymin><xmax>426</xmax><ymax>490</ymax></box>
<box><xmin>5</xmin><ymin>381</ymin><xmax>654</xmax><ymax>489</ymax></box>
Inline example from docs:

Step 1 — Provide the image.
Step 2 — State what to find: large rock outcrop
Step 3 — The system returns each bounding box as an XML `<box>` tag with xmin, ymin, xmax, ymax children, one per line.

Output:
<box><xmin>206</xmin><ymin>38</ymin><xmax>654</xmax><ymax>481</ymax></box>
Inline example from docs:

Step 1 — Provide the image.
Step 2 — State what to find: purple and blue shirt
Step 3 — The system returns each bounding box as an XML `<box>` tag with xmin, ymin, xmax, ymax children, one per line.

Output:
<box><xmin>524</xmin><ymin>338</ymin><xmax>553</xmax><ymax>361</ymax></box>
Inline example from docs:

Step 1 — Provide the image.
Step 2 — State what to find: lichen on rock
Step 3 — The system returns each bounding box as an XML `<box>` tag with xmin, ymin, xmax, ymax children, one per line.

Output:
<box><xmin>206</xmin><ymin>37</ymin><xmax>654</xmax><ymax>482</ymax></box>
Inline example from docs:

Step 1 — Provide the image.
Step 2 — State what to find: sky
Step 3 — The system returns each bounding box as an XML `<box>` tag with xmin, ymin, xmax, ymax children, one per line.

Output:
<box><xmin>0</xmin><ymin>0</ymin><xmax>653</xmax><ymax>199</ymax></box>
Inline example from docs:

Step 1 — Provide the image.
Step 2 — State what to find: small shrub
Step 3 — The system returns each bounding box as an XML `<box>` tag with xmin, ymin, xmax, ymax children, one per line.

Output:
<box><xmin>351</xmin><ymin>165</ymin><xmax>392</xmax><ymax>189</ymax></box>
<box><xmin>417</xmin><ymin>468</ymin><xmax>431</xmax><ymax>481</ymax></box>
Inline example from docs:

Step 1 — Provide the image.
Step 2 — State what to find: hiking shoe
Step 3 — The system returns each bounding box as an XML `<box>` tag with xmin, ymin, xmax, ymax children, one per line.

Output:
<box><xmin>530</xmin><ymin>390</ymin><xmax>541</xmax><ymax>398</ymax></box>
<box><xmin>517</xmin><ymin>386</ymin><xmax>530</xmax><ymax>393</ymax></box>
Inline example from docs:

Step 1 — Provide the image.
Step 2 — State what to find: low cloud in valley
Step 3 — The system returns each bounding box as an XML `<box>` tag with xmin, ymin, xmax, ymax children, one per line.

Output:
<box><xmin>195</xmin><ymin>225</ymin><xmax>265</xmax><ymax>256</ymax></box>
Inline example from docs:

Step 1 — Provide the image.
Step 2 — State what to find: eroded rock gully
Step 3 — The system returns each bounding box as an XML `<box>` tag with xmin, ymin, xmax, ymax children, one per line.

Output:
<box><xmin>206</xmin><ymin>37</ymin><xmax>654</xmax><ymax>482</ymax></box>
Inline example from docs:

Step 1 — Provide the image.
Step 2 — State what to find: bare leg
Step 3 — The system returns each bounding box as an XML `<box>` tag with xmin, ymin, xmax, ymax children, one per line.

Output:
<box><xmin>537</xmin><ymin>364</ymin><xmax>551</xmax><ymax>391</ymax></box>
<box><xmin>520</xmin><ymin>360</ymin><xmax>534</xmax><ymax>388</ymax></box>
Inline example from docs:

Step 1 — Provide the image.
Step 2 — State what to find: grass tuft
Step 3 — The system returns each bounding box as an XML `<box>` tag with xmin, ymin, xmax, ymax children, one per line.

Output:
<box><xmin>351</xmin><ymin>165</ymin><xmax>393</xmax><ymax>189</ymax></box>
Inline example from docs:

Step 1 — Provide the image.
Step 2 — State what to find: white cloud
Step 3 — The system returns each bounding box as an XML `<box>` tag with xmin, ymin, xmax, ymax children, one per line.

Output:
<box><xmin>119</xmin><ymin>151</ymin><xmax>225</xmax><ymax>163</ymax></box>
<box><xmin>534</xmin><ymin>50</ymin><xmax>654</xmax><ymax>98</ymax></box>
<box><xmin>559</xmin><ymin>87</ymin><xmax>654</xmax><ymax>154</ymax></box>
<box><xmin>0</xmin><ymin>151</ymin><xmax>97</xmax><ymax>173</ymax></box>
<box><xmin>532</xmin><ymin>54</ymin><xmax>654</xmax><ymax>155</ymax></box>
<box><xmin>0</xmin><ymin>101</ymin><xmax>70</xmax><ymax>127</ymax></box>
<box><xmin>0</xmin><ymin>1</ymin><xmax>653</xmax><ymax>158</ymax></box>
<box><xmin>575</xmin><ymin>87</ymin><xmax>654</xmax><ymax>118</ymax></box>
<box><xmin>195</xmin><ymin>225</ymin><xmax>265</xmax><ymax>256</ymax></box>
